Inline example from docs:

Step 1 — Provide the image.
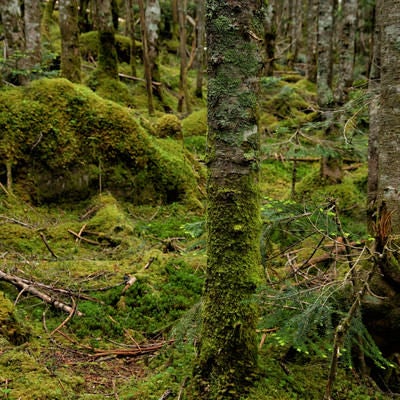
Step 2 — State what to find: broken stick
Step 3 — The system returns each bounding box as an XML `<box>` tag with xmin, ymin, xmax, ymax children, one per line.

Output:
<box><xmin>0</xmin><ymin>269</ymin><xmax>82</xmax><ymax>316</ymax></box>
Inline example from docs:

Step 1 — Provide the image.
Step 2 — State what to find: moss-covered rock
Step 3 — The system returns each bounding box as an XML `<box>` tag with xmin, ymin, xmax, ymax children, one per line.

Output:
<box><xmin>0</xmin><ymin>292</ymin><xmax>30</xmax><ymax>345</ymax></box>
<box><xmin>0</xmin><ymin>78</ymin><xmax>203</xmax><ymax>206</ymax></box>
<box><xmin>182</xmin><ymin>109</ymin><xmax>207</xmax><ymax>137</ymax></box>
<box><xmin>154</xmin><ymin>114</ymin><xmax>182</xmax><ymax>139</ymax></box>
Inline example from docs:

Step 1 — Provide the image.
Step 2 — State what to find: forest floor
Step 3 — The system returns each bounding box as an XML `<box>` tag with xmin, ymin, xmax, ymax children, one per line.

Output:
<box><xmin>0</xmin><ymin>60</ymin><xmax>395</xmax><ymax>399</ymax></box>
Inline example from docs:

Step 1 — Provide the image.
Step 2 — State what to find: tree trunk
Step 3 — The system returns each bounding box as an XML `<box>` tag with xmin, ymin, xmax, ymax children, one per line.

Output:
<box><xmin>317</xmin><ymin>0</ymin><xmax>334</xmax><ymax>107</ymax></box>
<box><xmin>194</xmin><ymin>0</ymin><xmax>205</xmax><ymax>98</ymax></box>
<box><xmin>171</xmin><ymin>0</ymin><xmax>179</xmax><ymax>42</ymax></box>
<box><xmin>367</xmin><ymin>2</ymin><xmax>380</xmax><ymax>230</ymax></box>
<box><xmin>0</xmin><ymin>0</ymin><xmax>26</xmax><ymax>84</ymax></box>
<box><xmin>375</xmin><ymin>0</ymin><xmax>400</xmax><ymax>235</ymax></box>
<box><xmin>193</xmin><ymin>0</ymin><xmax>262</xmax><ymax>398</ymax></box>
<box><xmin>288</xmin><ymin>0</ymin><xmax>302</xmax><ymax>67</ymax></box>
<box><xmin>263</xmin><ymin>1</ymin><xmax>276</xmax><ymax>77</ymax></box>
<box><xmin>59</xmin><ymin>0</ymin><xmax>81</xmax><ymax>83</ymax></box>
<box><xmin>78</xmin><ymin>0</ymin><xmax>92</xmax><ymax>32</ymax></box>
<box><xmin>306</xmin><ymin>0</ymin><xmax>318</xmax><ymax>82</ymax></box>
<box><xmin>24</xmin><ymin>0</ymin><xmax>42</xmax><ymax>70</ymax></box>
<box><xmin>95</xmin><ymin>0</ymin><xmax>118</xmax><ymax>80</ymax></box>
<box><xmin>126</xmin><ymin>0</ymin><xmax>137</xmax><ymax>77</ymax></box>
<box><xmin>363</xmin><ymin>1</ymin><xmax>400</xmax><ymax>375</ymax></box>
<box><xmin>177</xmin><ymin>0</ymin><xmax>191</xmax><ymax>113</ymax></box>
<box><xmin>145</xmin><ymin>0</ymin><xmax>162</xmax><ymax>99</ymax></box>
<box><xmin>138</xmin><ymin>0</ymin><xmax>154</xmax><ymax>114</ymax></box>
<box><xmin>334</xmin><ymin>0</ymin><xmax>357</xmax><ymax>104</ymax></box>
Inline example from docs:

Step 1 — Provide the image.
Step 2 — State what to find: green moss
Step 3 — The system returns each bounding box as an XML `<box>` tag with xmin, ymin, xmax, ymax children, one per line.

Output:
<box><xmin>0</xmin><ymin>292</ymin><xmax>30</xmax><ymax>345</ymax></box>
<box><xmin>80</xmin><ymin>31</ymin><xmax>142</xmax><ymax>64</ymax></box>
<box><xmin>0</xmin><ymin>349</ymin><xmax>84</xmax><ymax>399</ymax></box>
<box><xmin>182</xmin><ymin>109</ymin><xmax>207</xmax><ymax>137</ymax></box>
<box><xmin>154</xmin><ymin>114</ymin><xmax>182</xmax><ymax>139</ymax></box>
<box><xmin>0</xmin><ymin>78</ymin><xmax>203</xmax><ymax>206</ymax></box>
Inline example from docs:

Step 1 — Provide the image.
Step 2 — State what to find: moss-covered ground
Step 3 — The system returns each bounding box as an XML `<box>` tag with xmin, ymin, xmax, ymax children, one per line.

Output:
<box><xmin>0</xmin><ymin>29</ymin><xmax>394</xmax><ymax>399</ymax></box>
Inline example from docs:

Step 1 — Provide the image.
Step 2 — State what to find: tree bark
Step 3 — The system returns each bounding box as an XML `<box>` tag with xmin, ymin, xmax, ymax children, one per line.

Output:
<box><xmin>95</xmin><ymin>0</ymin><xmax>118</xmax><ymax>80</ymax></box>
<box><xmin>375</xmin><ymin>0</ymin><xmax>400</xmax><ymax>234</ymax></box>
<box><xmin>263</xmin><ymin>1</ymin><xmax>277</xmax><ymax>77</ymax></box>
<box><xmin>194</xmin><ymin>0</ymin><xmax>205</xmax><ymax>98</ymax></box>
<box><xmin>59</xmin><ymin>0</ymin><xmax>81</xmax><ymax>83</ymax></box>
<box><xmin>306</xmin><ymin>0</ymin><xmax>318</xmax><ymax>82</ymax></box>
<box><xmin>24</xmin><ymin>0</ymin><xmax>42</xmax><ymax>70</ymax></box>
<box><xmin>317</xmin><ymin>0</ymin><xmax>334</xmax><ymax>107</ymax></box>
<box><xmin>138</xmin><ymin>0</ymin><xmax>155</xmax><ymax>114</ymax></box>
<box><xmin>126</xmin><ymin>0</ymin><xmax>137</xmax><ymax>77</ymax></box>
<box><xmin>367</xmin><ymin>2</ymin><xmax>380</xmax><ymax>231</ymax></box>
<box><xmin>177</xmin><ymin>0</ymin><xmax>191</xmax><ymax>113</ymax></box>
<box><xmin>335</xmin><ymin>0</ymin><xmax>357</xmax><ymax>104</ymax></box>
<box><xmin>0</xmin><ymin>0</ymin><xmax>26</xmax><ymax>84</ymax></box>
<box><xmin>193</xmin><ymin>0</ymin><xmax>262</xmax><ymax>398</ymax></box>
<box><xmin>145</xmin><ymin>0</ymin><xmax>162</xmax><ymax>99</ymax></box>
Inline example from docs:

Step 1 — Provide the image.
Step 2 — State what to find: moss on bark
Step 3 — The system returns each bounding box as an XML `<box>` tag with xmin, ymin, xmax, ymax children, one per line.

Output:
<box><xmin>193</xmin><ymin>0</ymin><xmax>263</xmax><ymax>398</ymax></box>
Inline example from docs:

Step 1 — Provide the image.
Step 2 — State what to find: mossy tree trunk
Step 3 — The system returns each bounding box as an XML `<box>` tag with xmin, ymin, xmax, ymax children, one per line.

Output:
<box><xmin>95</xmin><ymin>0</ymin><xmax>118</xmax><ymax>80</ymax></box>
<box><xmin>193</xmin><ymin>0</ymin><xmax>262</xmax><ymax>398</ymax></box>
<box><xmin>59</xmin><ymin>0</ymin><xmax>81</xmax><ymax>83</ymax></box>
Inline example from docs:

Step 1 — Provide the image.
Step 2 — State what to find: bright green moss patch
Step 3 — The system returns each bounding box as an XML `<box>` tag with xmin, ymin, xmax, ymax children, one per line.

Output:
<box><xmin>182</xmin><ymin>109</ymin><xmax>207</xmax><ymax>137</ymax></box>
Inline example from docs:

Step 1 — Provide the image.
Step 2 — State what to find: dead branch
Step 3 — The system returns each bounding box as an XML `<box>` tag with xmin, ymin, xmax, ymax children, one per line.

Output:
<box><xmin>324</xmin><ymin>265</ymin><xmax>377</xmax><ymax>400</ymax></box>
<box><xmin>158</xmin><ymin>389</ymin><xmax>173</xmax><ymax>400</ymax></box>
<box><xmin>0</xmin><ymin>269</ymin><xmax>83</xmax><ymax>316</ymax></box>
<box><xmin>0</xmin><ymin>215</ymin><xmax>33</xmax><ymax>228</ymax></box>
<box><xmin>39</xmin><ymin>232</ymin><xmax>58</xmax><ymax>259</ymax></box>
<box><xmin>50</xmin><ymin>297</ymin><xmax>77</xmax><ymax>336</ymax></box>
<box><xmin>15</xmin><ymin>276</ymin><xmax>101</xmax><ymax>303</ymax></box>
<box><xmin>68</xmin><ymin>229</ymin><xmax>101</xmax><ymax>245</ymax></box>
<box><xmin>121</xmin><ymin>257</ymin><xmax>155</xmax><ymax>295</ymax></box>
<box><xmin>88</xmin><ymin>339</ymin><xmax>174</xmax><ymax>358</ymax></box>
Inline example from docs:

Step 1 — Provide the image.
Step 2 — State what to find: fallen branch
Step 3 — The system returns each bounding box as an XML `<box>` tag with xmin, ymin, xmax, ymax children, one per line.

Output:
<box><xmin>158</xmin><ymin>389</ymin><xmax>173</xmax><ymax>400</ymax></box>
<box><xmin>121</xmin><ymin>257</ymin><xmax>155</xmax><ymax>295</ymax></box>
<box><xmin>0</xmin><ymin>269</ymin><xmax>82</xmax><ymax>316</ymax></box>
<box><xmin>39</xmin><ymin>232</ymin><xmax>58</xmax><ymax>259</ymax></box>
<box><xmin>89</xmin><ymin>339</ymin><xmax>174</xmax><ymax>358</ymax></box>
<box><xmin>68</xmin><ymin>229</ymin><xmax>101</xmax><ymax>245</ymax></box>
<box><xmin>0</xmin><ymin>215</ymin><xmax>33</xmax><ymax>228</ymax></box>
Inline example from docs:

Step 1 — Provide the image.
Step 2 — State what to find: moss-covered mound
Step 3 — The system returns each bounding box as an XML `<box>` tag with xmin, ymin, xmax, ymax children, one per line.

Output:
<box><xmin>80</xmin><ymin>31</ymin><xmax>142</xmax><ymax>64</ymax></box>
<box><xmin>0</xmin><ymin>78</ymin><xmax>203</xmax><ymax>205</ymax></box>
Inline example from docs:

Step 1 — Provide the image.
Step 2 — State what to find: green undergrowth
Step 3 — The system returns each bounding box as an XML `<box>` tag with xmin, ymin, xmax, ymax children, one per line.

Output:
<box><xmin>0</xmin><ymin>191</ymin><xmax>206</xmax><ymax>399</ymax></box>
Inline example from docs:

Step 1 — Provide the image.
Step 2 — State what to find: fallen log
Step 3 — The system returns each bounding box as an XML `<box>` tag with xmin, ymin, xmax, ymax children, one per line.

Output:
<box><xmin>0</xmin><ymin>269</ymin><xmax>83</xmax><ymax>316</ymax></box>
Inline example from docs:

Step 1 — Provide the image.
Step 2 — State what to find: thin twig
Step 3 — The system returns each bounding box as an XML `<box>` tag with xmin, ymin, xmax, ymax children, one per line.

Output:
<box><xmin>50</xmin><ymin>297</ymin><xmax>77</xmax><ymax>336</ymax></box>
<box><xmin>39</xmin><ymin>232</ymin><xmax>58</xmax><ymax>259</ymax></box>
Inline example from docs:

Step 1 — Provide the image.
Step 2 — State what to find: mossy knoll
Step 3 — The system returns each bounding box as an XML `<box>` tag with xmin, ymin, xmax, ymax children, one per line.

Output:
<box><xmin>0</xmin><ymin>78</ymin><xmax>203</xmax><ymax>206</ymax></box>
